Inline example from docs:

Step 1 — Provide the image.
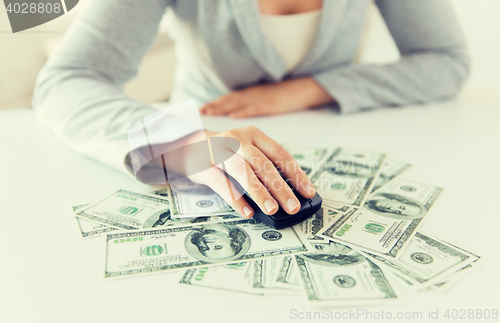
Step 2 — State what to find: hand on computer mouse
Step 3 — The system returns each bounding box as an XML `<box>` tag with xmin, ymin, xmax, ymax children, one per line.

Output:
<box><xmin>162</xmin><ymin>126</ymin><xmax>316</xmax><ymax>218</ymax></box>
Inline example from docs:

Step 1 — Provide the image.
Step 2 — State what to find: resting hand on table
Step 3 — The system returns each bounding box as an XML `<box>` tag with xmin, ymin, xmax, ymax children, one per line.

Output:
<box><xmin>162</xmin><ymin>126</ymin><xmax>316</xmax><ymax>219</ymax></box>
<box><xmin>199</xmin><ymin>77</ymin><xmax>333</xmax><ymax>118</ymax></box>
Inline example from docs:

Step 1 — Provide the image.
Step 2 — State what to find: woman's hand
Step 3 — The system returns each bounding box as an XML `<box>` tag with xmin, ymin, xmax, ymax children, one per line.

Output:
<box><xmin>163</xmin><ymin>126</ymin><xmax>316</xmax><ymax>219</ymax></box>
<box><xmin>199</xmin><ymin>77</ymin><xmax>333</xmax><ymax>118</ymax></box>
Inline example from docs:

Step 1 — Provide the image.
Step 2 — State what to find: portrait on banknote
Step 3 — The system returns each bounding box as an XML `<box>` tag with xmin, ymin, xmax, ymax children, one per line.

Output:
<box><xmin>304</xmin><ymin>242</ymin><xmax>366</xmax><ymax>267</ymax></box>
<box><xmin>144</xmin><ymin>210</ymin><xmax>175</xmax><ymax>228</ymax></box>
<box><xmin>185</xmin><ymin>224</ymin><xmax>251</xmax><ymax>263</ymax></box>
<box><xmin>365</xmin><ymin>192</ymin><xmax>427</xmax><ymax>220</ymax></box>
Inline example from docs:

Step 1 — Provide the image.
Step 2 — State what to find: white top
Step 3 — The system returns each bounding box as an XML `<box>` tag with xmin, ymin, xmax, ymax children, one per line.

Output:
<box><xmin>260</xmin><ymin>10</ymin><xmax>321</xmax><ymax>72</ymax></box>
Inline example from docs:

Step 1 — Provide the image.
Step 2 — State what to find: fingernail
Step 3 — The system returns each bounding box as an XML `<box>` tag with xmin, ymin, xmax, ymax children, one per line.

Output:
<box><xmin>243</xmin><ymin>206</ymin><xmax>253</xmax><ymax>218</ymax></box>
<box><xmin>264</xmin><ymin>200</ymin><xmax>277</xmax><ymax>213</ymax></box>
<box><xmin>286</xmin><ymin>198</ymin><xmax>300</xmax><ymax>212</ymax></box>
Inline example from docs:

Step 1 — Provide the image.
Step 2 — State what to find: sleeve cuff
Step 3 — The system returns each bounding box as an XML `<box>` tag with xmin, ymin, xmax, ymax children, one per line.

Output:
<box><xmin>312</xmin><ymin>65</ymin><xmax>374</xmax><ymax>115</ymax></box>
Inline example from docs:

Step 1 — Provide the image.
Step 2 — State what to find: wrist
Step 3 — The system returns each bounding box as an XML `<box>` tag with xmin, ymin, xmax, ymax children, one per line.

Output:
<box><xmin>292</xmin><ymin>77</ymin><xmax>335</xmax><ymax>109</ymax></box>
<box><xmin>148</xmin><ymin>130</ymin><xmax>207</xmax><ymax>173</ymax></box>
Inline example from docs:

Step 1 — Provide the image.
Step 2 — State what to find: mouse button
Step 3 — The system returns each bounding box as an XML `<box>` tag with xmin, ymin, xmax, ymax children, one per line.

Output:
<box><xmin>295</xmin><ymin>193</ymin><xmax>309</xmax><ymax>206</ymax></box>
<box><xmin>266</xmin><ymin>208</ymin><xmax>291</xmax><ymax>222</ymax></box>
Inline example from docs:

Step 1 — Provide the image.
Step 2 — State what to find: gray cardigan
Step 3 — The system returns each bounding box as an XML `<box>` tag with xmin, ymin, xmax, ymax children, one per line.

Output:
<box><xmin>32</xmin><ymin>0</ymin><xmax>469</xmax><ymax>173</ymax></box>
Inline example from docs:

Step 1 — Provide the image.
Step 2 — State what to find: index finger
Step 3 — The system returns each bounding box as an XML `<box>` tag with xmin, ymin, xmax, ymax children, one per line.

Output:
<box><xmin>251</xmin><ymin>129</ymin><xmax>316</xmax><ymax>198</ymax></box>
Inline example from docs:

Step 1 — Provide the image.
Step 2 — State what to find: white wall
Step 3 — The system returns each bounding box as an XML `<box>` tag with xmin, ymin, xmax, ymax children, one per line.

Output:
<box><xmin>0</xmin><ymin>1</ymin><xmax>175</xmax><ymax>109</ymax></box>
<box><xmin>0</xmin><ymin>0</ymin><xmax>499</xmax><ymax>110</ymax></box>
<box><xmin>0</xmin><ymin>4</ymin><xmax>81</xmax><ymax>108</ymax></box>
<box><xmin>452</xmin><ymin>0</ymin><xmax>500</xmax><ymax>93</ymax></box>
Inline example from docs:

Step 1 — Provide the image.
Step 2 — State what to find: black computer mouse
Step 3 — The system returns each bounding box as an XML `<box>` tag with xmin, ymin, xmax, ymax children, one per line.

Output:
<box><xmin>243</xmin><ymin>172</ymin><xmax>322</xmax><ymax>230</ymax></box>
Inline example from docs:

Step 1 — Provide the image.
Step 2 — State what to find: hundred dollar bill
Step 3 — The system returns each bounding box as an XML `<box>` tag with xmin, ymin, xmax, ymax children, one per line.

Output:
<box><xmin>431</xmin><ymin>276</ymin><xmax>462</xmax><ymax>292</ymax></box>
<box><xmin>152</xmin><ymin>188</ymin><xmax>241</xmax><ymax>223</ymax></box>
<box><xmin>103</xmin><ymin>219</ymin><xmax>312</xmax><ymax>279</ymax></box>
<box><xmin>152</xmin><ymin>188</ymin><xmax>240</xmax><ymax>223</ymax></box>
<box><xmin>310</xmin><ymin>147</ymin><xmax>386</xmax><ymax>207</ymax></box>
<box><xmin>74</xmin><ymin>217</ymin><xmax>120</xmax><ymax>238</ymax></box>
<box><xmin>179</xmin><ymin>262</ymin><xmax>264</xmax><ymax>296</ymax></box>
<box><xmin>322</xmin><ymin>202</ymin><xmax>351</xmax><ymax>213</ymax></box>
<box><xmin>324</xmin><ymin>208</ymin><xmax>348</xmax><ymax>226</ymax></box>
<box><xmin>251</xmin><ymin>257</ymin><xmax>298</xmax><ymax>293</ymax></box>
<box><xmin>71</xmin><ymin>204</ymin><xmax>120</xmax><ymax>239</ymax></box>
<box><xmin>364</xmin><ymin>232</ymin><xmax>479</xmax><ymax>290</ymax></box>
<box><xmin>74</xmin><ymin>211</ymin><xmax>241</xmax><ymax>239</ymax></box>
<box><xmin>319</xmin><ymin>179</ymin><xmax>443</xmax><ymax>258</ymax></box>
<box><xmin>167</xmin><ymin>175</ymin><xmax>236</xmax><ymax>218</ymax></box>
<box><xmin>371</xmin><ymin>158</ymin><xmax>412</xmax><ymax>193</ymax></box>
<box><xmin>294</xmin><ymin>208</ymin><xmax>344</xmax><ymax>245</ymax></box>
<box><xmin>76</xmin><ymin>189</ymin><xmax>172</xmax><ymax>230</ymax></box>
<box><xmin>431</xmin><ymin>266</ymin><xmax>482</xmax><ymax>292</ymax></box>
<box><xmin>281</xmin><ymin>143</ymin><xmax>330</xmax><ymax>176</ymax></box>
<box><xmin>72</xmin><ymin>191</ymin><xmax>241</xmax><ymax>238</ymax></box>
<box><xmin>294</xmin><ymin>241</ymin><xmax>401</xmax><ymax>307</ymax></box>
<box><xmin>427</xmin><ymin>260</ymin><xmax>482</xmax><ymax>293</ymax></box>
<box><xmin>431</xmin><ymin>253</ymin><xmax>484</xmax><ymax>292</ymax></box>
<box><xmin>273</xmin><ymin>256</ymin><xmax>299</xmax><ymax>289</ymax></box>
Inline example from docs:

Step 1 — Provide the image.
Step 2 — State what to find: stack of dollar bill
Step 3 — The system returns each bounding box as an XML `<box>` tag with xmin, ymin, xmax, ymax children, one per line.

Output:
<box><xmin>71</xmin><ymin>145</ymin><xmax>483</xmax><ymax>307</ymax></box>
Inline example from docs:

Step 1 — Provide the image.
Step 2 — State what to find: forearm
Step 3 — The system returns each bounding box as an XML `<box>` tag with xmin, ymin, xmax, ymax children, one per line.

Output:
<box><xmin>34</xmin><ymin>70</ymin><xmax>158</xmax><ymax>173</ymax></box>
<box><xmin>313</xmin><ymin>50</ymin><xmax>470</xmax><ymax>114</ymax></box>
<box><xmin>33</xmin><ymin>0</ymin><xmax>172</xmax><ymax>173</ymax></box>
<box><xmin>312</xmin><ymin>0</ymin><xmax>470</xmax><ymax>114</ymax></box>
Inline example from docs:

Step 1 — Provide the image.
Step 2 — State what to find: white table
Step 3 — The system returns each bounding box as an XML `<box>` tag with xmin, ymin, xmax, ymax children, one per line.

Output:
<box><xmin>1</xmin><ymin>93</ymin><xmax>499</xmax><ymax>323</ymax></box>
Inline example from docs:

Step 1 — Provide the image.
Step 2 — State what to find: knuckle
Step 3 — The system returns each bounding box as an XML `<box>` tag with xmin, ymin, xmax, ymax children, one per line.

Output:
<box><xmin>229</xmin><ymin>92</ymin><xmax>241</xmax><ymax>103</ymax></box>
<box><xmin>209</xmin><ymin>174</ymin><xmax>229</xmax><ymax>191</ymax></box>
<box><xmin>254</xmin><ymin>158</ymin><xmax>273</xmax><ymax>177</ymax></box>
<box><xmin>275</xmin><ymin>146</ymin><xmax>293</xmax><ymax>161</ymax></box>
<box><xmin>270</xmin><ymin>178</ymin><xmax>288</xmax><ymax>192</ymax></box>
<box><xmin>261</xmin><ymin>159</ymin><xmax>275</xmax><ymax>172</ymax></box>
<box><xmin>244</xmin><ymin>125</ymin><xmax>260</xmax><ymax>134</ymax></box>
<box><xmin>221</xmin><ymin>98</ymin><xmax>236</xmax><ymax>109</ymax></box>
<box><xmin>220</xmin><ymin>130</ymin><xmax>237</xmax><ymax>139</ymax></box>
<box><xmin>228</xmin><ymin>158</ymin><xmax>247</xmax><ymax>176</ymax></box>
<box><xmin>249</xmin><ymin>152</ymin><xmax>262</xmax><ymax>165</ymax></box>
<box><xmin>249</xmin><ymin>153</ymin><xmax>264</xmax><ymax>173</ymax></box>
<box><xmin>247</xmin><ymin>180</ymin><xmax>264</xmax><ymax>195</ymax></box>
